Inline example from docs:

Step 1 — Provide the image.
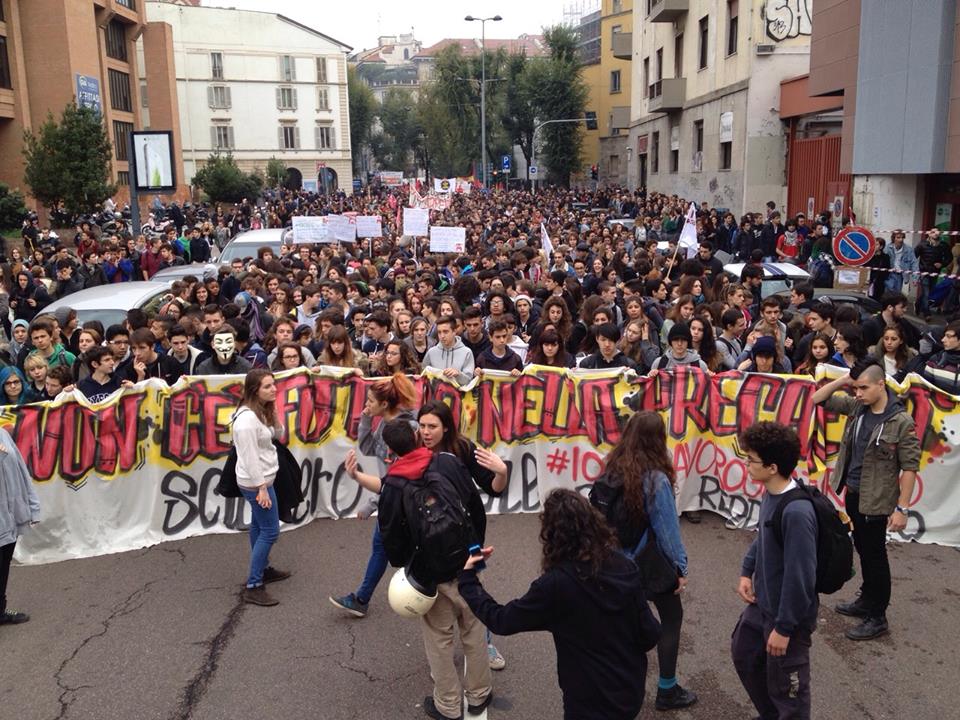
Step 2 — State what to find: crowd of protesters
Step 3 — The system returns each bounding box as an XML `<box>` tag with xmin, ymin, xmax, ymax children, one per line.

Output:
<box><xmin>1</xmin><ymin>185</ymin><xmax>960</xmax><ymax>406</ymax></box>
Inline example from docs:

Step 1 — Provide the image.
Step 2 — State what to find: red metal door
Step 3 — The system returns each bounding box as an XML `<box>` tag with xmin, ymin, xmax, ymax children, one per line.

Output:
<box><xmin>787</xmin><ymin>133</ymin><xmax>851</xmax><ymax>219</ymax></box>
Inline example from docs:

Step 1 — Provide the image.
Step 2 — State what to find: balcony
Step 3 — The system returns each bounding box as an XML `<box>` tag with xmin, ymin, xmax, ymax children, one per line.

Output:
<box><xmin>648</xmin><ymin>77</ymin><xmax>686</xmax><ymax>112</ymax></box>
<box><xmin>612</xmin><ymin>32</ymin><xmax>633</xmax><ymax>60</ymax></box>
<box><xmin>611</xmin><ymin>106</ymin><xmax>631</xmax><ymax>131</ymax></box>
<box><xmin>649</xmin><ymin>0</ymin><xmax>688</xmax><ymax>23</ymax></box>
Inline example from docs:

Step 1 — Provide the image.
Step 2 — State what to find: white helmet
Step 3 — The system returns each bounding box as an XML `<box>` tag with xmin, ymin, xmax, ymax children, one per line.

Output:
<box><xmin>388</xmin><ymin>568</ymin><xmax>437</xmax><ymax>618</ymax></box>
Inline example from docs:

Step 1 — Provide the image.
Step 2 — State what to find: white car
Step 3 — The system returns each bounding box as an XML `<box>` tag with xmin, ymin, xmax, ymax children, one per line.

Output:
<box><xmin>723</xmin><ymin>262</ymin><xmax>811</xmax><ymax>299</ymax></box>
<box><xmin>218</xmin><ymin>228</ymin><xmax>294</xmax><ymax>265</ymax></box>
<box><xmin>44</xmin><ymin>281</ymin><xmax>173</xmax><ymax>328</ymax></box>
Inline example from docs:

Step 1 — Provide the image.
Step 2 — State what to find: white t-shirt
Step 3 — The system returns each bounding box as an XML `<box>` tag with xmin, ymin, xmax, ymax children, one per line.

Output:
<box><xmin>232</xmin><ymin>407</ymin><xmax>279</xmax><ymax>489</ymax></box>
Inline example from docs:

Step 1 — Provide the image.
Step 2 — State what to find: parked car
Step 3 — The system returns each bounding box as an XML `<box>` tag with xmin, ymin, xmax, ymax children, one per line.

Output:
<box><xmin>723</xmin><ymin>262</ymin><xmax>811</xmax><ymax>299</ymax></box>
<box><xmin>218</xmin><ymin>228</ymin><xmax>294</xmax><ymax>265</ymax></box>
<box><xmin>773</xmin><ymin>288</ymin><xmax>933</xmax><ymax>338</ymax></box>
<box><xmin>152</xmin><ymin>263</ymin><xmax>218</xmax><ymax>283</ymax></box>
<box><xmin>44</xmin><ymin>282</ymin><xmax>172</xmax><ymax>329</ymax></box>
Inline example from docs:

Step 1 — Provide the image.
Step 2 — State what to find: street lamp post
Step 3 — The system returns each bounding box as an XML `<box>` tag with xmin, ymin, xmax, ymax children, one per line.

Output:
<box><xmin>465</xmin><ymin>14</ymin><xmax>501</xmax><ymax>189</ymax></box>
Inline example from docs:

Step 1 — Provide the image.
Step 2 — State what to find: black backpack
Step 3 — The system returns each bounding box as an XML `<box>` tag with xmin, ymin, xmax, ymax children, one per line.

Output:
<box><xmin>387</xmin><ymin>457</ymin><xmax>477</xmax><ymax>584</ymax></box>
<box><xmin>770</xmin><ymin>483</ymin><xmax>854</xmax><ymax>595</ymax></box>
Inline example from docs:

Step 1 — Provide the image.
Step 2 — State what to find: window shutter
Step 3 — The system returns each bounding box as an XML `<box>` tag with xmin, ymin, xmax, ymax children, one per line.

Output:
<box><xmin>225</xmin><ymin>86</ymin><xmax>232</xmax><ymax>109</ymax></box>
<box><xmin>278</xmin><ymin>126</ymin><xmax>284</xmax><ymax>149</ymax></box>
<box><xmin>227</xmin><ymin>126</ymin><xmax>235</xmax><ymax>149</ymax></box>
<box><xmin>330</xmin><ymin>127</ymin><xmax>335</xmax><ymax>149</ymax></box>
<box><xmin>294</xmin><ymin>126</ymin><xmax>301</xmax><ymax>149</ymax></box>
<box><xmin>314</xmin><ymin>125</ymin><xmax>320</xmax><ymax>148</ymax></box>
<box><xmin>208</xmin><ymin>85</ymin><xmax>215</xmax><ymax>108</ymax></box>
<box><xmin>277</xmin><ymin>55</ymin><xmax>284</xmax><ymax>80</ymax></box>
<box><xmin>292</xmin><ymin>88</ymin><xmax>298</xmax><ymax>110</ymax></box>
<box><xmin>276</xmin><ymin>87</ymin><xmax>282</xmax><ymax>109</ymax></box>
<box><xmin>289</xmin><ymin>57</ymin><xmax>296</xmax><ymax>81</ymax></box>
<box><xmin>210</xmin><ymin>126</ymin><xmax>218</xmax><ymax>149</ymax></box>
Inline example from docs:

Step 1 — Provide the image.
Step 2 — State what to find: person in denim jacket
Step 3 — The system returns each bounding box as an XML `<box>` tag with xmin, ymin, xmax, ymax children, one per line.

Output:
<box><xmin>589</xmin><ymin>411</ymin><xmax>696</xmax><ymax>712</ymax></box>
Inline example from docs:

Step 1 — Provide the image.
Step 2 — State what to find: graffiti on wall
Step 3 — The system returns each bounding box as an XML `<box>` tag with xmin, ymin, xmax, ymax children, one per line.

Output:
<box><xmin>763</xmin><ymin>0</ymin><xmax>813</xmax><ymax>42</ymax></box>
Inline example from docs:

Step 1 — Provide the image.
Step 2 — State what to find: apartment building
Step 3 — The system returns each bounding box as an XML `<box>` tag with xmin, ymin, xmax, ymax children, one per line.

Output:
<box><xmin>627</xmin><ymin>0</ymin><xmax>812</xmax><ymax>214</ymax></box>
<box><xmin>0</xmin><ymin>0</ymin><xmax>186</xmax><ymax>205</ymax></box>
<box><xmin>143</xmin><ymin>1</ymin><xmax>353</xmax><ymax>193</ymax></box>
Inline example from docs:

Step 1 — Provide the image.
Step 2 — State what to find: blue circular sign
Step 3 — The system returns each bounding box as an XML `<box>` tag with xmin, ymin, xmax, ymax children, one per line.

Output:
<box><xmin>833</xmin><ymin>226</ymin><xmax>876</xmax><ymax>267</ymax></box>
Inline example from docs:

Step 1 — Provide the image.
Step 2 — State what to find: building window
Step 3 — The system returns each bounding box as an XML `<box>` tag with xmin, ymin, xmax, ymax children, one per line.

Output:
<box><xmin>720</xmin><ymin>140</ymin><xmax>732</xmax><ymax>170</ymax></box>
<box><xmin>113</xmin><ymin>120</ymin><xmax>134</xmax><ymax>161</ymax></box>
<box><xmin>212</xmin><ymin>125</ymin><xmax>234</xmax><ymax>150</ymax></box>
<box><xmin>610</xmin><ymin>70</ymin><xmax>621</xmax><ymax>93</ymax></box>
<box><xmin>316</xmin><ymin>125</ymin><xmax>334</xmax><ymax>149</ymax></box>
<box><xmin>698</xmin><ymin>16</ymin><xmax>709</xmax><ymax>70</ymax></box>
<box><xmin>108</xmin><ymin>69</ymin><xmax>132</xmax><ymax>112</ymax></box>
<box><xmin>670</xmin><ymin>148</ymin><xmax>679</xmax><ymax>173</ymax></box>
<box><xmin>116</xmin><ymin>0</ymin><xmax>135</xmax><ymax>10</ymax></box>
<box><xmin>642</xmin><ymin>58</ymin><xmax>649</xmax><ymax>98</ymax></box>
<box><xmin>280</xmin><ymin>55</ymin><xmax>296</xmax><ymax>82</ymax></box>
<box><xmin>277</xmin><ymin>86</ymin><xmax>297</xmax><ymax>110</ymax></box>
<box><xmin>0</xmin><ymin>37</ymin><xmax>11</xmax><ymax>90</ymax></box>
<box><xmin>117</xmin><ymin>171</ymin><xmax>130</xmax><ymax>186</ymax></box>
<box><xmin>613</xmin><ymin>0</ymin><xmax>623</xmax><ymax>12</ymax></box>
<box><xmin>611</xmin><ymin>24</ymin><xmax>621</xmax><ymax>46</ymax></box>
<box><xmin>674</xmin><ymin>33</ymin><xmax>684</xmax><ymax>77</ymax></box>
<box><xmin>140</xmin><ymin>84</ymin><xmax>148</xmax><ymax>108</ymax></box>
<box><xmin>727</xmin><ymin>1</ymin><xmax>739</xmax><ymax>56</ymax></box>
<box><xmin>317</xmin><ymin>87</ymin><xmax>330</xmax><ymax>110</ymax></box>
<box><xmin>651</xmin><ymin>131</ymin><xmax>660</xmax><ymax>174</ymax></box>
<box><xmin>105</xmin><ymin>20</ymin><xmax>127</xmax><ymax>61</ymax></box>
<box><xmin>211</xmin><ymin>52</ymin><xmax>223</xmax><ymax>80</ymax></box>
<box><xmin>208</xmin><ymin>85</ymin><xmax>232</xmax><ymax>109</ymax></box>
<box><xmin>0</xmin><ymin>2</ymin><xmax>4</xmax><ymax>21</ymax></box>
<box><xmin>693</xmin><ymin>119</ymin><xmax>704</xmax><ymax>172</ymax></box>
<box><xmin>279</xmin><ymin>124</ymin><xmax>299</xmax><ymax>149</ymax></box>
<box><xmin>316</xmin><ymin>57</ymin><xmax>327</xmax><ymax>83</ymax></box>
<box><xmin>655</xmin><ymin>48</ymin><xmax>663</xmax><ymax>80</ymax></box>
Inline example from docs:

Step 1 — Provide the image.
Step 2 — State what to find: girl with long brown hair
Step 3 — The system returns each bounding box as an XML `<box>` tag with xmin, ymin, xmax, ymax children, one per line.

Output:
<box><xmin>589</xmin><ymin>411</ymin><xmax>697</xmax><ymax>711</ymax></box>
<box><xmin>459</xmin><ymin>488</ymin><xmax>661</xmax><ymax>720</ymax></box>
<box><xmin>233</xmin><ymin>369</ymin><xmax>289</xmax><ymax>607</ymax></box>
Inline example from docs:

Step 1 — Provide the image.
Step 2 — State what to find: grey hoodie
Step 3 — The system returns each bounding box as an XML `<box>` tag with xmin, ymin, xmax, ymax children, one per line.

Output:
<box><xmin>653</xmin><ymin>348</ymin><xmax>709</xmax><ymax>372</ymax></box>
<box><xmin>0</xmin><ymin>428</ymin><xmax>40</xmax><ymax>546</ymax></box>
<box><xmin>422</xmin><ymin>336</ymin><xmax>475</xmax><ymax>385</ymax></box>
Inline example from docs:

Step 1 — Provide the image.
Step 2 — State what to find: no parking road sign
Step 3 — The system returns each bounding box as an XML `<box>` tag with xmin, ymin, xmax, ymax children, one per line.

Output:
<box><xmin>833</xmin><ymin>226</ymin><xmax>876</xmax><ymax>266</ymax></box>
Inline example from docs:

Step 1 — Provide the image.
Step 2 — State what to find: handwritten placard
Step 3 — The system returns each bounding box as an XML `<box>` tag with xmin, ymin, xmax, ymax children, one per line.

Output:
<box><xmin>403</xmin><ymin>207</ymin><xmax>429</xmax><ymax>237</ymax></box>
<box><xmin>429</xmin><ymin>225</ymin><xmax>467</xmax><ymax>253</ymax></box>
<box><xmin>355</xmin><ymin>215</ymin><xmax>383</xmax><ymax>238</ymax></box>
<box><xmin>291</xmin><ymin>216</ymin><xmax>328</xmax><ymax>244</ymax></box>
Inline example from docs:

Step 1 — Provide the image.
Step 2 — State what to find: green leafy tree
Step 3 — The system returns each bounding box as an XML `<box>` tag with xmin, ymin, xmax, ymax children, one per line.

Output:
<box><xmin>264</xmin><ymin>157</ymin><xmax>286</xmax><ymax>187</ymax></box>
<box><xmin>192</xmin><ymin>154</ymin><xmax>263</xmax><ymax>203</ymax></box>
<box><xmin>348</xmin><ymin>67</ymin><xmax>377</xmax><ymax>175</ymax></box>
<box><xmin>0</xmin><ymin>183</ymin><xmax>28</xmax><ymax>231</ymax></box>
<box><xmin>535</xmin><ymin>25</ymin><xmax>590</xmax><ymax>186</ymax></box>
<box><xmin>502</xmin><ymin>53</ymin><xmax>539</xmax><ymax>180</ymax></box>
<box><xmin>22</xmin><ymin>103</ymin><xmax>117</xmax><ymax>217</ymax></box>
<box><xmin>372</xmin><ymin>88</ymin><xmax>422</xmax><ymax>173</ymax></box>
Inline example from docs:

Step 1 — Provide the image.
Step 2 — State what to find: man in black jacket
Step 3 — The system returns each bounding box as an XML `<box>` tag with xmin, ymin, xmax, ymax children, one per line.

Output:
<box><xmin>914</xmin><ymin>229</ymin><xmax>951</xmax><ymax>318</ymax></box>
<box><xmin>374</xmin><ymin>420</ymin><xmax>492</xmax><ymax>720</ymax></box>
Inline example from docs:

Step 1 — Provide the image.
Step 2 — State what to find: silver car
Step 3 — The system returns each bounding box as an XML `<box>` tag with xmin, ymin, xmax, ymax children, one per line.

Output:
<box><xmin>218</xmin><ymin>228</ymin><xmax>294</xmax><ymax>265</ymax></box>
<box><xmin>43</xmin><ymin>281</ymin><xmax>173</xmax><ymax>328</ymax></box>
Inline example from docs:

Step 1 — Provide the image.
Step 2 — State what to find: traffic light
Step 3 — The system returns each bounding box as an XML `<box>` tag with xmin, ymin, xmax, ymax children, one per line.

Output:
<box><xmin>591</xmin><ymin>165</ymin><xmax>598</xmax><ymax>180</ymax></box>
<box><xmin>585</xmin><ymin>111</ymin><xmax>598</xmax><ymax>131</ymax></box>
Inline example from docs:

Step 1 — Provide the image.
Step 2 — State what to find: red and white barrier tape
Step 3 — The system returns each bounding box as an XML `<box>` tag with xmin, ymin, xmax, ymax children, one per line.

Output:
<box><xmin>871</xmin><ymin>229</ymin><xmax>960</xmax><ymax>235</ymax></box>
<box><xmin>837</xmin><ymin>264</ymin><xmax>960</xmax><ymax>280</ymax></box>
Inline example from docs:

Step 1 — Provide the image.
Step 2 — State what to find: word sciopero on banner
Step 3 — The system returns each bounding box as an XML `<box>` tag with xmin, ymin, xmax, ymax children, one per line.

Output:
<box><xmin>2</xmin><ymin>366</ymin><xmax>958</xmax><ymax>565</ymax></box>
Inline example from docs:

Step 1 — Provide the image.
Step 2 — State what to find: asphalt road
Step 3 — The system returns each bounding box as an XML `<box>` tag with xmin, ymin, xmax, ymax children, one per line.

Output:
<box><xmin>3</xmin><ymin>512</ymin><xmax>958</xmax><ymax>720</ymax></box>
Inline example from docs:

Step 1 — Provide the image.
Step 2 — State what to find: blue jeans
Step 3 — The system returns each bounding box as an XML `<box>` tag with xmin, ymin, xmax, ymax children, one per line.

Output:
<box><xmin>356</xmin><ymin>523</ymin><xmax>388</xmax><ymax>604</ymax></box>
<box><xmin>240</xmin><ymin>486</ymin><xmax>279</xmax><ymax>588</ymax></box>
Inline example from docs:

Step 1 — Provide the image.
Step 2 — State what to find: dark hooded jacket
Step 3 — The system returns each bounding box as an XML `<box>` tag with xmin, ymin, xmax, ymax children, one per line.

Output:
<box><xmin>10</xmin><ymin>271</ymin><xmax>50</xmax><ymax>321</ymax></box>
<box><xmin>459</xmin><ymin>554</ymin><xmax>661</xmax><ymax>720</ymax></box>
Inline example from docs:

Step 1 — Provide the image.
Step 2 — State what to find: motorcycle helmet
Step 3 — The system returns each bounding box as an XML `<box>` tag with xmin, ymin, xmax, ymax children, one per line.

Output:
<box><xmin>388</xmin><ymin>567</ymin><xmax>437</xmax><ymax>618</ymax></box>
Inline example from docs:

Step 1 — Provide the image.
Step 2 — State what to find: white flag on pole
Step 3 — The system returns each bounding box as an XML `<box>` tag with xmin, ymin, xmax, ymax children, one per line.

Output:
<box><xmin>678</xmin><ymin>202</ymin><xmax>699</xmax><ymax>259</ymax></box>
<box><xmin>540</xmin><ymin>222</ymin><xmax>554</xmax><ymax>256</ymax></box>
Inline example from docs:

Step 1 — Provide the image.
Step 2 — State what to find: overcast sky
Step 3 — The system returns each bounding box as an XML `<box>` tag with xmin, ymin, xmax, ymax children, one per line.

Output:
<box><xmin>202</xmin><ymin>0</ymin><xmax>578</xmax><ymax>52</ymax></box>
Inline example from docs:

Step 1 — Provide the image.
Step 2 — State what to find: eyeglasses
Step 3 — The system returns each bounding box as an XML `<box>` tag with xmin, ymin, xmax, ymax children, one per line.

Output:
<box><xmin>745</xmin><ymin>456</ymin><xmax>767</xmax><ymax>466</ymax></box>
<box><xmin>4</xmin><ymin>379</ymin><xmax>22</xmax><ymax>387</ymax></box>
<box><xmin>282</xmin><ymin>354</ymin><xmax>300</xmax><ymax>361</ymax></box>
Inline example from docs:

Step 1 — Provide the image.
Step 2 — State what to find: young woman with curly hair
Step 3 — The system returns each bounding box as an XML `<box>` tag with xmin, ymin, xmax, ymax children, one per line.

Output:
<box><xmin>370</xmin><ymin>339</ymin><xmax>421</xmax><ymax>377</ymax></box>
<box><xmin>458</xmin><ymin>487</ymin><xmax>661</xmax><ymax>720</ymax></box>
<box><xmin>589</xmin><ymin>411</ymin><xmax>697</xmax><ymax>711</ymax></box>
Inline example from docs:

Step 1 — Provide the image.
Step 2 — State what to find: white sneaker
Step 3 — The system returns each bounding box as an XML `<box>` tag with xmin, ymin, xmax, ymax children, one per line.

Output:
<box><xmin>487</xmin><ymin>643</ymin><xmax>505</xmax><ymax>671</ymax></box>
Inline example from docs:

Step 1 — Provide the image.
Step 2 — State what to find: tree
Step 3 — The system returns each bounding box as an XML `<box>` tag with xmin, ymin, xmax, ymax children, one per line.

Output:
<box><xmin>0</xmin><ymin>183</ymin><xmax>28</xmax><ymax>231</ymax></box>
<box><xmin>372</xmin><ymin>88</ymin><xmax>422</xmax><ymax>173</ymax></box>
<box><xmin>22</xmin><ymin>103</ymin><xmax>117</xmax><ymax>218</ymax></box>
<box><xmin>535</xmin><ymin>25</ymin><xmax>590</xmax><ymax>186</ymax></box>
<box><xmin>348</xmin><ymin>67</ymin><xmax>377</xmax><ymax>176</ymax></box>
<box><xmin>502</xmin><ymin>53</ymin><xmax>539</xmax><ymax>180</ymax></box>
<box><xmin>192</xmin><ymin>154</ymin><xmax>262</xmax><ymax>203</ymax></box>
<box><xmin>265</xmin><ymin>157</ymin><xmax>286</xmax><ymax>187</ymax></box>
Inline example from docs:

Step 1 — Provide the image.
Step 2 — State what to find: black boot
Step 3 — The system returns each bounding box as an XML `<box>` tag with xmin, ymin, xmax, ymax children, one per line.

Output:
<box><xmin>845</xmin><ymin>615</ymin><xmax>889</xmax><ymax>641</ymax></box>
<box><xmin>655</xmin><ymin>684</ymin><xmax>698</xmax><ymax>711</ymax></box>
<box><xmin>835</xmin><ymin>597</ymin><xmax>870</xmax><ymax>618</ymax></box>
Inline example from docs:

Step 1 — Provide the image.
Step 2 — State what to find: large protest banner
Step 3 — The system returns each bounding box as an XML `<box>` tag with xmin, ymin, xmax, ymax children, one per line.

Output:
<box><xmin>2</xmin><ymin>366</ymin><xmax>958</xmax><ymax>565</ymax></box>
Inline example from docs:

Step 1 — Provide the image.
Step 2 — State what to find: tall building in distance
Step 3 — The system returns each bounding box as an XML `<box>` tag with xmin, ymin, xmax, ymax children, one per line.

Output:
<box><xmin>0</xmin><ymin>0</ymin><xmax>187</xmax><ymax>206</ymax></box>
<box><xmin>351</xmin><ymin>34</ymin><xmax>422</xmax><ymax>102</ymax></box>
<box><xmin>142</xmin><ymin>1</ymin><xmax>353</xmax><ymax>193</ymax></box>
<box><xmin>627</xmin><ymin>0</ymin><xmax>814</xmax><ymax>215</ymax></box>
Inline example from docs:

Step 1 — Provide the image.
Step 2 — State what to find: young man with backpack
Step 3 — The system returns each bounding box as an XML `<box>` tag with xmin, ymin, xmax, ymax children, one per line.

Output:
<box><xmin>732</xmin><ymin>422</ymin><xmax>818</xmax><ymax>719</ymax></box>
<box><xmin>812</xmin><ymin>359</ymin><xmax>920</xmax><ymax>640</ymax></box>
<box><xmin>353</xmin><ymin>419</ymin><xmax>492</xmax><ymax>720</ymax></box>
